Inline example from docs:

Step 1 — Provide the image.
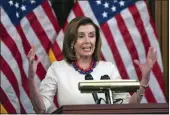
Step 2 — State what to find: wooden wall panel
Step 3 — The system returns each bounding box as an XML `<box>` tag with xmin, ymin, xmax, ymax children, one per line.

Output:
<box><xmin>155</xmin><ymin>0</ymin><xmax>169</xmax><ymax>102</ymax></box>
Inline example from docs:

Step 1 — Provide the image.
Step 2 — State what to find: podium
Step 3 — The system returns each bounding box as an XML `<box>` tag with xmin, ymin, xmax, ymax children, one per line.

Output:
<box><xmin>52</xmin><ymin>103</ymin><xmax>168</xmax><ymax>114</ymax></box>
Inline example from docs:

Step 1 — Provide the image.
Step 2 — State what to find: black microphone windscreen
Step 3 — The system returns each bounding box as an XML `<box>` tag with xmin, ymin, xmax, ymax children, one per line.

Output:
<box><xmin>101</xmin><ymin>74</ymin><xmax>110</xmax><ymax>80</ymax></box>
<box><xmin>84</xmin><ymin>74</ymin><xmax>99</xmax><ymax>104</ymax></box>
<box><xmin>100</xmin><ymin>74</ymin><xmax>110</xmax><ymax>104</ymax></box>
<box><xmin>85</xmin><ymin>73</ymin><xmax>93</xmax><ymax>80</ymax></box>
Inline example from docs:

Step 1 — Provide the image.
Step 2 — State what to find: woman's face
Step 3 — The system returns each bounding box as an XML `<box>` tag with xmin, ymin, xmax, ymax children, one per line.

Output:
<box><xmin>74</xmin><ymin>24</ymin><xmax>96</xmax><ymax>59</ymax></box>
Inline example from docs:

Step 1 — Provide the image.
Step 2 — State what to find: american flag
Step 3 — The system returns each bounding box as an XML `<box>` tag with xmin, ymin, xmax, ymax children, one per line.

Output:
<box><xmin>1</xmin><ymin>0</ymin><xmax>60</xmax><ymax>113</ymax></box>
<box><xmin>1</xmin><ymin>0</ymin><xmax>167</xmax><ymax>114</ymax></box>
<box><xmin>53</xmin><ymin>0</ymin><xmax>166</xmax><ymax>104</ymax></box>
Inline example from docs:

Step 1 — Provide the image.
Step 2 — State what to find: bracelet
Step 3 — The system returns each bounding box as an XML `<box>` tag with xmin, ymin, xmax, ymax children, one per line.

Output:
<box><xmin>140</xmin><ymin>83</ymin><xmax>149</xmax><ymax>89</ymax></box>
<box><xmin>139</xmin><ymin>93</ymin><xmax>144</xmax><ymax>96</ymax></box>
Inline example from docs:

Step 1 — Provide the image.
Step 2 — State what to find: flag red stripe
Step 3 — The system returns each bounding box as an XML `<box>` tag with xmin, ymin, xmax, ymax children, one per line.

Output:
<box><xmin>128</xmin><ymin>5</ymin><xmax>150</xmax><ymax>55</ymax></box>
<box><xmin>129</xmin><ymin>5</ymin><xmax>165</xmax><ymax>97</ymax></box>
<box><xmin>20</xmin><ymin>5</ymin><xmax>60</xmax><ymax>109</ymax></box>
<box><xmin>25</xmin><ymin>3</ymin><xmax>61</xmax><ymax>109</ymax></box>
<box><xmin>143</xmin><ymin>1</ymin><xmax>159</xmax><ymax>40</ymax></box>
<box><xmin>150</xmin><ymin>18</ymin><xmax>159</xmax><ymax>40</ymax></box>
<box><xmin>144</xmin><ymin>88</ymin><xmax>157</xmax><ymax>102</ymax></box>
<box><xmin>144</xmin><ymin>3</ymin><xmax>166</xmax><ymax>97</ymax></box>
<box><xmin>36</xmin><ymin>63</ymin><xmax>47</xmax><ymax>81</ymax></box>
<box><xmin>51</xmin><ymin>41</ymin><xmax>63</xmax><ymax>61</ymax></box>
<box><xmin>100</xmin><ymin>23</ymin><xmax>129</xmax><ymax>79</ymax></box>
<box><xmin>53</xmin><ymin>96</ymin><xmax>59</xmax><ymax>108</ymax></box>
<box><xmin>100</xmin><ymin>53</ymin><xmax>105</xmax><ymax>61</ymax></box>
<box><xmin>115</xmin><ymin>13</ymin><xmax>156</xmax><ymax>103</ymax></box>
<box><xmin>1</xmin><ymin>88</ymin><xmax>17</xmax><ymax>113</ymax></box>
<box><xmin>17</xmin><ymin>25</ymin><xmax>46</xmax><ymax>81</ymax></box>
<box><xmin>115</xmin><ymin>14</ymin><xmax>142</xmax><ymax>79</ymax></box>
<box><xmin>42</xmin><ymin>1</ymin><xmax>60</xmax><ymax>34</ymax></box>
<box><xmin>38</xmin><ymin>1</ymin><xmax>62</xmax><ymax>107</ymax></box>
<box><xmin>1</xmin><ymin>0</ymin><xmax>62</xmax><ymax>113</ymax></box>
<box><xmin>1</xmin><ymin>56</ymin><xmax>26</xmax><ymax>113</ymax></box>
<box><xmin>63</xmin><ymin>21</ymin><xmax>68</xmax><ymax>31</ymax></box>
<box><xmin>42</xmin><ymin>1</ymin><xmax>63</xmax><ymax>62</ymax></box>
<box><xmin>0</xmin><ymin>24</ymin><xmax>30</xmax><ymax>99</ymax></box>
<box><xmin>26</xmin><ymin>12</ymin><xmax>52</xmax><ymax>54</ymax></box>
<box><xmin>73</xmin><ymin>2</ymin><xmax>84</xmax><ymax>16</ymax></box>
<box><xmin>152</xmin><ymin>63</ymin><xmax>166</xmax><ymax>96</ymax></box>
<box><xmin>1</xmin><ymin>56</ymin><xmax>20</xmax><ymax>100</ymax></box>
<box><xmin>17</xmin><ymin>25</ymin><xmax>30</xmax><ymax>53</ymax></box>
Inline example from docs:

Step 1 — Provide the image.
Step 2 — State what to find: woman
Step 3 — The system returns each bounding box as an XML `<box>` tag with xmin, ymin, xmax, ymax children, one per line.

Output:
<box><xmin>27</xmin><ymin>17</ymin><xmax>157</xmax><ymax>113</ymax></box>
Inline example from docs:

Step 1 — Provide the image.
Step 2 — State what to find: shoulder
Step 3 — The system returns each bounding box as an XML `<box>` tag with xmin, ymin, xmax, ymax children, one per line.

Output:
<box><xmin>51</xmin><ymin>59</ymin><xmax>68</xmax><ymax>68</ymax></box>
<box><xmin>97</xmin><ymin>60</ymin><xmax>120</xmax><ymax>79</ymax></box>
<box><xmin>45</xmin><ymin>60</ymin><xmax>69</xmax><ymax>79</ymax></box>
<box><xmin>98</xmin><ymin>60</ymin><xmax>116</xmax><ymax>68</ymax></box>
<box><xmin>95</xmin><ymin>60</ymin><xmax>117</xmax><ymax>74</ymax></box>
<box><xmin>48</xmin><ymin>60</ymin><xmax>72</xmax><ymax>73</ymax></box>
<box><xmin>91</xmin><ymin>60</ymin><xmax>120</xmax><ymax>80</ymax></box>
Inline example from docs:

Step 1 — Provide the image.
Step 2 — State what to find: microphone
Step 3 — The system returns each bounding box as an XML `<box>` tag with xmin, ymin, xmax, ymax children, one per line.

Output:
<box><xmin>101</xmin><ymin>75</ymin><xmax>110</xmax><ymax>80</ymax></box>
<box><xmin>85</xmin><ymin>74</ymin><xmax>99</xmax><ymax>104</ymax></box>
<box><xmin>101</xmin><ymin>75</ymin><xmax>110</xmax><ymax>104</ymax></box>
<box><xmin>85</xmin><ymin>73</ymin><xmax>93</xmax><ymax>80</ymax></box>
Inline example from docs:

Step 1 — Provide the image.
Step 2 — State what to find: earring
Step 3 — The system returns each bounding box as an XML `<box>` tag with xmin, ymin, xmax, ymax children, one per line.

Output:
<box><xmin>71</xmin><ymin>44</ymin><xmax>73</xmax><ymax>49</ymax></box>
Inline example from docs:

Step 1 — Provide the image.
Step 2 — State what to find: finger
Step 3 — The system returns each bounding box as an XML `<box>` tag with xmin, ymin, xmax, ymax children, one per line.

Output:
<box><xmin>35</xmin><ymin>56</ymin><xmax>43</xmax><ymax>64</ymax></box>
<box><xmin>30</xmin><ymin>55</ymin><xmax>35</xmax><ymax>61</ymax></box>
<box><xmin>152</xmin><ymin>50</ymin><xmax>157</xmax><ymax>62</ymax></box>
<box><xmin>147</xmin><ymin>47</ymin><xmax>152</xmax><ymax>58</ymax></box>
<box><xmin>134</xmin><ymin>59</ymin><xmax>140</xmax><ymax>66</ymax></box>
<box><xmin>28</xmin><ymin>46</ymin><xmax>36</xmax><ymax>59</ymax></box>
<box><xmin>147</xmin><ymin>47</ymin><xmax>156</xmax><ymax>60</ymax></box>
<box><xmin>27</xmin><ymin>48</ymin><xmax>34</xmax><ymax>56</ymax></box>
<box><xmin>30</xmin><ymin>47</ymin><xmax>36</xmax><ymax>56</ymax></box>
<box><xmin>150</xmin><ymin>47</ymin><xmax>155</xmax><ymax>57</ymax></box>
<box><xmin>31</xmin><ymin>45</ymin><xmax>36</xmax><ymax>52</ymax></box>
<box><xmin>28</xmin><ymin>51</ymin><xmax>35</xmax><ymax>61</ymax></box>
<box><xmin>27</xmin><ymin>49</ymin><xmax>33</xmax><ymax>58</ymax></box>
<box><xmin>28</xmin><ymin>59</ymin><xmax>34</xmax><ymax>67</ymax></box>
<box><xmin>153</xmin><ymin>48</ymin><xmax>157</xmax><ymax>57</ymax></box>
<box><xmin>150</xmin><ymin>48</ymin><xmax>157</xmax><ymax>61</ymax></box>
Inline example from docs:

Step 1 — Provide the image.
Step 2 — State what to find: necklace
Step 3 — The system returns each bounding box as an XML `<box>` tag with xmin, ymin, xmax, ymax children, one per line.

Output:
<box><xmin>72</xmin><ymin>60</ymin><xmax>96</xmax><ymax>75</ymax></box>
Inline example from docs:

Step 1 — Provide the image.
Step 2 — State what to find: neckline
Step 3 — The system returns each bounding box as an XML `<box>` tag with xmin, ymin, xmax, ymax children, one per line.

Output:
<box><xmin>72</xmin><ymin>60</ymin><xmax>97</xmax><ymax>75</ymax></box>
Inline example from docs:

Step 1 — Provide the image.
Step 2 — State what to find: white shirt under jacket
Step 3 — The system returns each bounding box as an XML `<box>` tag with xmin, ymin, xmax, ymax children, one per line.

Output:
<box><xmin>39</xmin><ymin>60</ymin><xmax>131</xmax><ymax>112</ymax></box>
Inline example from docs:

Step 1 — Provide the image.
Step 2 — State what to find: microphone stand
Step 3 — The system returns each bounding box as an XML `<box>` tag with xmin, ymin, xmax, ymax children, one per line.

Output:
<box><xmin>105</xmin><ymin>88</ymin><xmax>114</xmax><ymax>104</ymax></box>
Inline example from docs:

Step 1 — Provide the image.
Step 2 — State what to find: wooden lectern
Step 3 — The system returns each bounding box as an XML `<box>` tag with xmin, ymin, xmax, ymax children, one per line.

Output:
<box><xmin>52</xmin><ymin>103</ymin><xmax>168</xmax><ymax>114</ymax></box>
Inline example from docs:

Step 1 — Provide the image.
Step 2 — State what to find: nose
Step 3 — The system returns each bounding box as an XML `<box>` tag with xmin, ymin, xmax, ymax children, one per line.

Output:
<box><xmin>84</xmin><ymin>35</ymin><xmax>90</xmax><ymax>43</ymax></box>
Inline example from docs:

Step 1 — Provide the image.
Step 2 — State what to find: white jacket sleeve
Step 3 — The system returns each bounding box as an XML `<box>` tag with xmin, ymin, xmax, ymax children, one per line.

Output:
<box><xmin>39</xmin><ymin>63</ymin><xmax>58</xmax><ymax>112</ymax></box>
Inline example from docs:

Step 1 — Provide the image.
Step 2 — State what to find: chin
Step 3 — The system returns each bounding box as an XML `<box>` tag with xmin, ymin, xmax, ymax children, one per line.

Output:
<box><xmin>82</xmin><ymin>53</ymin><xmax>93</xmax><ymax>57</ymax></box>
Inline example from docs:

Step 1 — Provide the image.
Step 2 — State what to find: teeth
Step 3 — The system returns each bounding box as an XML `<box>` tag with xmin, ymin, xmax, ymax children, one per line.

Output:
<box><xmin>82</xmin><ymin>47</ymin><xmax>90</xmax><ymax>49</ymax></box>
<box><xmin>82</xmin><ymin>47</ymin><xmax>91</xmax><ymax>51</ymax></box>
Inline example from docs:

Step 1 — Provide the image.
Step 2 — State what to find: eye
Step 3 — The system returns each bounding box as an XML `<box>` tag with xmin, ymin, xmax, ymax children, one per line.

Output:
<box><xmin>78</xmin><ymin>35</ymin><xmax>84</xmax><ymax>38</ymax></box>
<box><xmin>89</xmin><ymin>33</ymin><xmax>95</xmax><ymax>38</ymax></box>
<box><xmin>89</xmin><ymin>35</ymin><xmax>94</xmax><ymax>37</ymax></box>
<box><xmin>77</xmin><ymin>33</ymin><xmax>85</xmax><ymax>39</ymax></box>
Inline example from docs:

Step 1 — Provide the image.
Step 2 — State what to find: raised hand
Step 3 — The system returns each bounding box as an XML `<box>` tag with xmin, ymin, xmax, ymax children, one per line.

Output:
<box><xmin>27</xmin><ymin>46</ymin><xmax>41</xmax><ymax>79</ymax></box>
<box><xmin>134</xmin><ymin>47</ymin><xmax>157</xmax><ymax>80</ymax></box>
